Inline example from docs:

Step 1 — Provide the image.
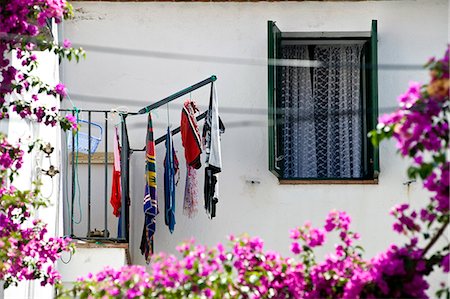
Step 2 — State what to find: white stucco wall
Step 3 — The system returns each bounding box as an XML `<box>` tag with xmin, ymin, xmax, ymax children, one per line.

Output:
<box><xmin>62</xmin><ymin>0</ymin><xmax>448</xmax><ymax>292</ymax></box>
<box><xmin>58</xmin><ymin>247</ymin><xmax>127</xmax><ymax>285</ymax></box>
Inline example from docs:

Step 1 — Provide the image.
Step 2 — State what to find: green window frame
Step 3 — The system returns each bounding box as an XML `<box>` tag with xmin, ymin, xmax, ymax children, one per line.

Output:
<box><xmin>267</xmin><ymin>20</ymin><xmax>379</xmax><ymax>183</ymax></box>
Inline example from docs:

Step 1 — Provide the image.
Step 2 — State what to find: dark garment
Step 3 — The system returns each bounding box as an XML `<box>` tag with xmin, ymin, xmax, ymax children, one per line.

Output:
<box><xmin>204</xmin><ymin>168</ymin><xmax>219</xmax><ymax>218</ymax></box>
<box><xmin>202</xmin><ymin>83</ymin><xmax>224</xmax><ymax>219</ymax></box>
<box><xmin>118</xmin><ymin>117</ymin><xmax>130</xmax><ymax>240</ymax></box>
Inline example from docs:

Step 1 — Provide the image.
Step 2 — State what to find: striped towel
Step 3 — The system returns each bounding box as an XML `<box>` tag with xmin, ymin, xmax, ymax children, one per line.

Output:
<box><xmin>140</xmin><ymin>113</ymin><xmax>158</xmax><ymax>263</ymax></box>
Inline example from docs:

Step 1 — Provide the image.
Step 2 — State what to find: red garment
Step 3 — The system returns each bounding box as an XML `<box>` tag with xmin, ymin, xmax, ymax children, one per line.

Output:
<box><xmin>181</xmin><ymin>99</ymin><xmax>202</xmax><ymax>169</ymax></box>
<box><xmin>110</xmin><ymin>127</ymin><xmax>122</xmax><ymax>217</ymax></box>
<box><xmin>110</xmin><ymin>168</ymin><xmax>122</xmax><ymax>217</ymax></box>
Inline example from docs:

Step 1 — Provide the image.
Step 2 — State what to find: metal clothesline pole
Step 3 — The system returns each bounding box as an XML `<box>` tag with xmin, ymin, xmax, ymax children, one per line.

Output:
<box><xmin>137</xmin><ymin>75</ymin><xmax>217</xmax><ymax>115</ymax></box>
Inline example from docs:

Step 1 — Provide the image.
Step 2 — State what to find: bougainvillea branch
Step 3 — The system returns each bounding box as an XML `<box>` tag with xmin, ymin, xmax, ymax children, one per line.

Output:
<box><xmin>422</xmin><ymin>220</ymin><xmax>449</xmax><ymax>258</ymax></box>
<box><xmin>0</xmin><ymin>0</ymin><xmax>83</xmax><ymax>288</ymax></box>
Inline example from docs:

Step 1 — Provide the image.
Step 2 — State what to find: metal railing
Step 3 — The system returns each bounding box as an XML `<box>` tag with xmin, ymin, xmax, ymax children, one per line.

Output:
<box><xmin>60</xmin><ymin>76</ymin><xmax>217</xmax><ymax>244</ymax></box>
<box><xmin>60</xmin><ymin>109</ymin><xmax>130</xmax><ymax>243</ymax></box>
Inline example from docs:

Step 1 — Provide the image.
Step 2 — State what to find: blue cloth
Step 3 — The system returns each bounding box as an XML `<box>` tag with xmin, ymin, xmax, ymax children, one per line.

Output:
<box><xmin>117</xmin><ymin>214</ymin><xmax>122</xmax><ymax>239</ymax></box>
<box><xmin>164</xmin><ymin>127</ymin><xmax>178</xmax><ymax>233</ymax></box>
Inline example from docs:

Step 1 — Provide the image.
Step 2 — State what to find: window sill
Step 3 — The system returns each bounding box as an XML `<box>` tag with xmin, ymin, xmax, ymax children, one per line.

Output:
<box><xmin>279</xmin><ymin>179</ymin><xmax>378</xmax><ymax>185</ymax></box>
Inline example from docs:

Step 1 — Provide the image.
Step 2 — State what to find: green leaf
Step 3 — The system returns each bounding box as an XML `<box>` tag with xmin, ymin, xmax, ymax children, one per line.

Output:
<box><xmin>407</xmin><ymin>166</ymin><xmax>418</xmax><ymax>179</ymax></box>
<box><xmin>434</xmin><ymin>154</ymin><xmax>446</xmax><ymax>164</ymax></box>
<box><xmin>418</xmin><ymin>163</ymin><xmax>434</xmax><ymax>179</ymax></box>
<box><xmin>368</xmin><ymin>130</ymin><xmax>379</xmax><ymax>146</ymax></box>
<box><xmin>354</xmin><ymin>245</ymin><xmax>365</xmax><ymax>253</ymax></box>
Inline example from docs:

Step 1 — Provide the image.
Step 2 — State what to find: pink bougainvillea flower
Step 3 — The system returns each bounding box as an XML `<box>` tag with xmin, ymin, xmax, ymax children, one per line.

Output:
<box><xmin>65</xmin><ymin>114</ymin><xmax>78</xmax><ymax>130</ymax></box>
<box><xmin>442</xmin><ymin>254</ymin><xmax>449</xmax><ymax>273</ymax></box>
<box><xmin>63</xmin><ymin>39</ymin><xmax>72</xmax><ymax>49</ymax></box>
<box><xmin>55</xmin><ymin>83</ymin><xmax>67</xmax><ymax>97</ymax></box>
<box><xmin>290</xmin><ymin>242</ymin><xmax>302</xmax><ymax>254</ymax></box>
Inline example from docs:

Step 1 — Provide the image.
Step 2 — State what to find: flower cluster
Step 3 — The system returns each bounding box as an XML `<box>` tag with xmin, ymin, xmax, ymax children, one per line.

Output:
<box><xmin>367</xmin><ymin>241</ymin><xmax>429</xmax><ymax>298</ymax></box>
<box><xmin>229</xmin><ymin>236</ymin><xmax>305</xmax><ymax>298</ymax></box>
<box><xmin>71</xmin><ymin>266</ymin><xmax>151</xmax><ymax>298</ymax></box>
<box><xmin>1</xmin><ymin>0</ymin><xmax>83</xmax><ymax>127</ymax></box>
<box><xmin>62</xmin><ymin>235</ymin><xmax>304</xmax><ymax>298</ymax></box>
<box><xmin>65</xmin><ymin>204</ymin><xmax>445</xmax><ymax>299</ymax></box>
<box><xmin>0</xmin><ymin>136</ymin><xmax>23</xmax><ymax>173</ymax></box>
<box><xmin>0</xmin><ymin>134</ymin><xmax>73</xmax><ymax>288</ymax></box>
<box><xmin>372</xmin><ymin>47</ymin><xmax>449</xmax><ymax>220</ymax></box>
<box><xmin>371</xmin><ymin>46</ymin><xmax>449</xmax><ymax>282</ymax></box>
<box><xmin>390</xmin><ymin>203</ymin><xmax>421</xmax><ymax>235</ymax></box>
<box><xmin>0</xmin><ymin>0</ymin><xmax>67</xmax><ymax>35</ymax></box>
<box><xmin>290</xmin><ymin>222</ymin><xmax>326</xmax><ymax>249</ymax></box>
<box><xmin>0</xmin><ymin>207</ymin><xmax>73</xmax><ymax>288</ymax></box>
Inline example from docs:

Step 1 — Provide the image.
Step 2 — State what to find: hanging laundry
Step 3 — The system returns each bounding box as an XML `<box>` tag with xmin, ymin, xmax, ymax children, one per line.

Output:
<box><xmin>140</xmin><ymin>113</ymin><xmax>158</xmax><ymax>262</ymax></box>
<box><xmin>181</xmin><ymin>100</ymin><xmax>202</xmax><ymax>169</ymax></box>
<box><xmin>203</xmin><ymin>83</ymin><xmax>225</xmax><ymax>219</ymax></box>
<box><xmin>183</xmin><ymin>164</ymin><xmax>199</xmax><ymax>218</ymax></box>
<box><xmin>118</xmin><ymin>117</ymin><xmax>130</xmax><ymax>239</ymax></box>
<box><xmin>110</xmin><ymin>127</ymin><xmax>122</xmax><ymax>217</ymax></box>
<box><xmin>181</xmin><ymin>99</ymin><xmax>202</xmax><ymax>217</ymax></box>
<box><xmin>164</xmin><ymin>127</ymin><xmax>179</xmax><ymax>233</ymax></box>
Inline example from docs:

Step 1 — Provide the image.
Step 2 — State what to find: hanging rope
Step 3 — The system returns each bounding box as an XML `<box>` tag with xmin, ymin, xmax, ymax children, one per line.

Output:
<box><xmin>72</xmin><ymin>108</ymin><xmax>83</xmax><ymax>225</ymax></box>
<box><xmin>63</xmin><ymin>95</ymin><xmax>83</xmax><ymax>232</ymax></box>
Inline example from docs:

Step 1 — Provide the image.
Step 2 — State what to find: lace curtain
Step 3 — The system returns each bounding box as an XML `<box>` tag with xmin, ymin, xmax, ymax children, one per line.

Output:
<box><xmin>281</xmin><ymin>44</ymin><xmax>363</xmax><ymax>179</ymax></box>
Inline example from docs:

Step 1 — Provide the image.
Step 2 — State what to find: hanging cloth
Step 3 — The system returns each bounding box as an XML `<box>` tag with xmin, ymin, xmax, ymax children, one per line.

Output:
<box><xmin>118</xmin><ymin>117</ymin><xmax>130</xmax><ymax>239</ymax></box>
<box><xmin>181</xmin><ymin>99</ymin><xmax>202</xmax><ymax>217</ymax></box>
<box><xmin>181</xmin><ymin>99</ymin><xmax>202</xmax><ymax>168</ymax></box>
<box><xmin>183</xmin><ymin>164</ymin><xmax>199</xmax><ymax>218</ymax></box>
<box><xmin>164</xmin><ymin>127</ymin><xmax>179</xmax><ymax>233</ymax></box>
<box><xmin>140</xmin><ymin>113</ymin><xmax>158</xmax><ymax>262</ymax></box>
<box><xmin>110</xmin><ymin>127</ymin><xmax>122</xmax><ymax>217</ymax></box>
<box><xmin>203</xmin><ymin>83</ymin><xmax>225</xmax><ymax>219</ymax></box>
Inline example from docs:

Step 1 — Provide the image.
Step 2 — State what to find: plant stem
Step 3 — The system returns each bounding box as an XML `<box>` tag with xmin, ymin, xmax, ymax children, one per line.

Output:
<box><xmin>422</xmin><ymin>220</ymin><xmax>449</xmax><ymax>258</ymax></box>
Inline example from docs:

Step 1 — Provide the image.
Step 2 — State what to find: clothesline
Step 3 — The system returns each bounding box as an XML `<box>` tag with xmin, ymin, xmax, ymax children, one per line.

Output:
<box><xmin>126</xmin><ymin>75</ymin><xmax>217</xmax><ymax>148</ymax></box>
<box><xmin>134</xmin><ymin>76</ymin><xmax>223</xmax><ymax>263</ymax></box>
<box><xmin>136</xmin><ymin>76</ymin><xmax>217</xmax><ymax>115</ymax></box>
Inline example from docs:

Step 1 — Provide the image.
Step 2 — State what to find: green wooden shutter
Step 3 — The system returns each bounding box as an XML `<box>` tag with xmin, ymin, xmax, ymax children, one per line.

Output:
<box><xmin>268</xmin><ymin>21</ymin><xmax>282</xmax><ymax>177</ymax></box>
<box><xmin>369</xmin><ymin>20</ymin><xmax>380</xmax><ymax>178</ymax></box>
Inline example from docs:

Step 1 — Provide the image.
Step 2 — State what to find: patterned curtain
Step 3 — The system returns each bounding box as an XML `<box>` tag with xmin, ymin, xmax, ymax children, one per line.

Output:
<box><xmin>281</xmin><ymin>44</ymin><xmax>363</xmax><ymax>179</ymax></box>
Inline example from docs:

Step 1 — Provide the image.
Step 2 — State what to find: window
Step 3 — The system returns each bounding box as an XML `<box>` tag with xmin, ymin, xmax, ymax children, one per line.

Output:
<box><xmin>268</xmin><ymin>20</ymin><xmax>379</xmax><ymax>183</ymax></box>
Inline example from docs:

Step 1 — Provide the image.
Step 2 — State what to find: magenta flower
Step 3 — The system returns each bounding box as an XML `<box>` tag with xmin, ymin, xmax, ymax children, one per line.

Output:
<box><xmin>290</xmin><ymin>242</ymin><xmax>302</xmax><ymax>254</ymax></box>
<box><xmin>442</xmin><ymin>254</ymin><xmax>449</xmax><ymax>273</ymax></box>
<box><xmin>204</xmin><ymin>288</ymin><xmax>214</xmax><ymax>298</ymax></box>
<box><xmin>289</xmin><ymin>228</ymin><xmax>300</xmax><ymax>240</ymax></box>
<box><xmin>55</xmin><ymin>83</ymin><xmax>67</xmax><ymax>97</ymax></box>
<box><xmin>63</xmin><ymin>39</ymin><xmax>72</xmax><ymax>49</ymax></box>
<box><xmin>65</xmin><ymin>114</ymin><xmax>78</xmax><ymax>130</ymax></box>
<box><xmin>307</xmin><ymin>228</ymin><xmax>325</xmax><ymax>247</ymax></box>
